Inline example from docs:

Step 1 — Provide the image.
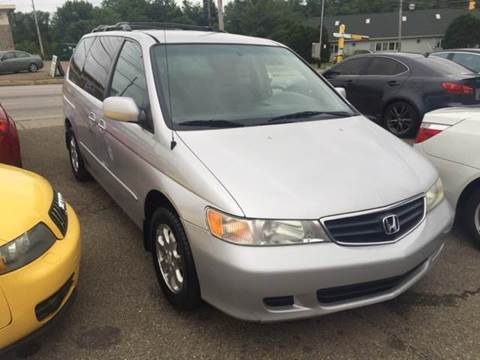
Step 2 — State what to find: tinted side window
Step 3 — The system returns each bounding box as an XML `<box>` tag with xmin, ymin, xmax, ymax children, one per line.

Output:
<box><xmin>109</xmin><ymin>41</ymin><xmax>147</xmax><ymax>109</ymax></box>
<box><xmin>452</xmin><ymin>53</ymin><xmax>480</xmax><ymax>73</ymax></box>
<box><xmin>83</xmin><ymin>36</ymin><xmax>123</xmax><ymax>100</ymax></box>
<box><xmin>3</xmin><ymin>52</ymin><xmax>15</xmax><ymax>60</ymax></box>
<box><xmin>364</xmin><ymin>58</ymin><xmax>407</xmax><ymax>75</ymax></box>
<box><xmin>330</xmin><ymin>58</ymin><xmax>369</xmax><ymax>75</ymax></box>
<box><xmin>69</xmin><ymin>37</ymin><xmax>94</xmax><ymax>88</ymax></box>
<box><xmin>431</xmin><ymin>52</ymin><xmax>450</xmax><ymax>59</ymax></box>
<box><xmin>15</xmin><ymin>52</ymin><xmax>29</xmax><ymax>58</ymax></box>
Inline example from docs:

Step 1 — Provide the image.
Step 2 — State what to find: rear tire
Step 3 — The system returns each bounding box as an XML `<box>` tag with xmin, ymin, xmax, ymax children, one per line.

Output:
<box><xmin>383</xmin><ymin>101</ymin><xmax>420</xmax><ymax>138</ymax></box>
<box><xmin>66</xmin><ymin>128</ymin><xmax>91</xmax><ymax>182</ymax></box>
<box><xmin>463</xmin><ymin>188</ymin><xmax>480</xmax><ymax>248</ymax></box>
<box><xmin>150</xmin><ymin>207</ymin><xmax>201</xmax><ymax>310</ymax></box>
<box><xmin>28</xmin><ymin>63</ymin><xmax>38</xmax><ymax>72</ymax></box>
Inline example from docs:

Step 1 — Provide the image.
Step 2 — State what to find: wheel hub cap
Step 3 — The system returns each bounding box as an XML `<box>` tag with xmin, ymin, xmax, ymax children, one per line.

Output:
<box><xmin>70</xmin><ymin>137</ymin><xmax>79</xmax><ymax>172</ymax></box>
<box><xmin>155</xmin><ymin>224</ymin><xmax>184</xmax><ymax>294</ymax></box>
<box><xmin>387</xmin><ymin>105</ymin><xmax>412</xmax><ymax>135</ymax></box>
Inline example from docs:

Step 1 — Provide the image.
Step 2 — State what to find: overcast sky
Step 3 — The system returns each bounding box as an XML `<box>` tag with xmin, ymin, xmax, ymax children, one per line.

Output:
<box><xmin>0</xmin><ymin>0</ymin><xmax>217</xmax><ymax>13</ymax></box>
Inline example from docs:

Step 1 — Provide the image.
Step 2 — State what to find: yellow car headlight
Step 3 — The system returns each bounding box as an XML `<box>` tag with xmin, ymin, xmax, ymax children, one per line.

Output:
<box><xmin>426</xmin><ymin>178</ymin><xmax>445</xmax><ymax>213</ymax></box>
<box><xmin>206</xmin><ymin>208</ymin><xmax>330</xmax><ymax>246</ymax></box>
<box><xmin>0</xmin><ymin>223</ymin><xmax>56</xmax><ymax>275</ymax></box>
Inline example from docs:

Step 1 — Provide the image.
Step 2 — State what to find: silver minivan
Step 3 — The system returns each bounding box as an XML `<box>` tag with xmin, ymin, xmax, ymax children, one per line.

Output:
<box><xmin>64</xmin><ymin>23</ymin><xmax>453</xmax><ymax>322</ymax></box>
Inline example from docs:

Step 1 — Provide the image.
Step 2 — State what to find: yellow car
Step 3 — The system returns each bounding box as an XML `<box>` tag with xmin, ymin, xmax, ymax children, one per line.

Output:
<box><xmin>0</xmin><ymin>164</ymin><xmax>80</xmax><ymax>350</ymax></box>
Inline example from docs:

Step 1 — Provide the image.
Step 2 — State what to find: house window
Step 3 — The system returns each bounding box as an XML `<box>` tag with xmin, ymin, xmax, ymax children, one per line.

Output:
<box><xmin>334</xmin><ymin>20</ymin><xmax>340</xmax><ymax>26</ymax></box>
<box><xmin>376</xmin><ymin>41</ymin><xmax>399</xmax><ymax>52</ymax></box>
<box><xmin>365</xmin><ymin>18</ymin><xmax>371</xmax><ymax>24</ymax></box>
<box><xmin>435</xmin><ymin>13</ymin><xmax>441</xmax><ymax>20</ymax></box>
<box><xmin>435</xmin><ymin>39</ymin><xmax>444</xmax><ymax>49</ymax></box>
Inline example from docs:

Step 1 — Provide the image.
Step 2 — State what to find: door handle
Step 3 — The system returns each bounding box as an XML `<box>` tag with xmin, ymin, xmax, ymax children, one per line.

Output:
<box><xmin>98</xmin><ymin>118</ymin><xmax>106</xmax><ymax>130</ymax></box>
<box><xmin>388</xmin><ymin>80</ymin><xmax>400</xmax><ymax>86</ymax></box>
<box><xmin>88</xmin><ymin>112</ymin><xmax>97</xmax><ymax>123</ymax></box>
<box><xmin>346</xmin><ymin>79</ymin><xmax>354</xmax><ymax>84</ymax></box>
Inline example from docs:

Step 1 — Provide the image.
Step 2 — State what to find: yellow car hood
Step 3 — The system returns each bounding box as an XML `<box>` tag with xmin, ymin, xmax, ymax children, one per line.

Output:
<box><xmin>0</xmin><ymin>164</ymin><xmax>54</xmax><ymax>245</ymax></box>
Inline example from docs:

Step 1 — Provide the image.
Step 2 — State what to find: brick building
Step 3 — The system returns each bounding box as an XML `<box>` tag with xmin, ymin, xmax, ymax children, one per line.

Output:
<box><xmin>0</xmin><ymin>5</ymin><xmax>15</xmax><ymax>50</ymax></box>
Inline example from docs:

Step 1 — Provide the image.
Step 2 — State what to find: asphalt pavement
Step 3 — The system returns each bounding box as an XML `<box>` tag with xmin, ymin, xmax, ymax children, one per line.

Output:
<box><xmin>2</xmin><ymin>85</ymin><xmax>480</xmax><ymax>360</ymax></box>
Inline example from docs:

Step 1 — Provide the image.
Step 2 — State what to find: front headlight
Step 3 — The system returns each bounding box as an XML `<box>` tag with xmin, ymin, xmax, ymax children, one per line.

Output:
<box><xmin>206</xmin><ymin>208</ymin><xmax>330</xmax><ymax>246</ymax></box>
<box><xmin>426</xmin><ymin>178</ymin><xmax>445</xmax><ymax>213</ymax></box>
<box><xmin>0</xmin><ymin>223</ymin><xmax>56</xmax><ymax>275</ymax></box>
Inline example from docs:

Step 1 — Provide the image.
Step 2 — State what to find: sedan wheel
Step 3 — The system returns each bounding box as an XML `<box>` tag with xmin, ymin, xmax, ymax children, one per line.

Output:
<box><xmin>384</xmin><ymin>102</ymin><xmax>419</xmax><ymax>138</ymax></box>
<box><xmin>475</xmin><ymin>203</ymin><xmax>480</xmax><ymax>236</ymax></box>
<box><xmin>29</xmin><ymin>63</ymin><xmax>38</xmax><ymax>72</ymax></box>
<box><xmin>155</xmin><ymin>224</ymin><xmax>184</xmax><ymax>294</ymax></box>
<box><xmin>463</xmin><ymin>188</ymin><xmax>480</xmax><ymax>248</ymax></box>
<box><xmin>69</xmin><ymin>137</ymin><xmax>79</xmax><ymax>173</ymax></box>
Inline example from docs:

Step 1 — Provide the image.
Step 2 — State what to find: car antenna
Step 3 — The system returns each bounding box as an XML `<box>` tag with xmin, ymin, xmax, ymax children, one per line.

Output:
<box><xmin>162</xmin><ymin>29</ymin><xmax>176</xmax><ymax>150</ymax></box>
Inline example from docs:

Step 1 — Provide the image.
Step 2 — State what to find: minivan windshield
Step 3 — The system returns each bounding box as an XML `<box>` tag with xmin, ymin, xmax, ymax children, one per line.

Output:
<box><xmin>151</xmin><ymin>44</ymin><xmax>355</xmax><ymax>130</ymax></box>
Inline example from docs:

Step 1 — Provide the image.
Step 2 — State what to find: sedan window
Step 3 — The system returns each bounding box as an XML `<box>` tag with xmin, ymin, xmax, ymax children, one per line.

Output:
<box><xmin>328</xmin><ymin>57</ymin><xmax>369</xmax><ymax>76</ymax></box>
<box><xmin>2</xmin><ymin>52</ymin><xmax>15</xmax><ymax>60</ymax></box>
<box><xmin>15</xmin><ymin>52</ymin><xmax>30</xmax><ymax>58</ymax></box>
<box><xmin>452</xmin><ymin>53</ymin><xmax>480</xmax><ymax>73</ymax></box>
<box><xmin>364</xmin><ymin>57</ymin><xmax>407</xmax><ymax>76</ymax></box>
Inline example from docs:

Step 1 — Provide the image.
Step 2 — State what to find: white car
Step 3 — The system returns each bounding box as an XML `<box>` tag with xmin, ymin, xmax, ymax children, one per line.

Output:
<box><xmin>415</xmin><ymin>107</ymin><xmax>480</xmax><ymax>245</ymax></box>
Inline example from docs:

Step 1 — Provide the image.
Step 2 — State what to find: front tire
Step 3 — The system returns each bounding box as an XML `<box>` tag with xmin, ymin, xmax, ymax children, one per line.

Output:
<box><xmin>150</xmin><ymin>207</ymin><xmax>201</xmax><ymax>310</ymax></box>
<box><xmin>383</xmin><ymin>101</ymin><xmax>420</xmax><ymax>138</ymax></box>
<box><xmin>67</xmin><ymin>128</ymin><xmax>91</xmax><ymax>181</ymax></box>
<box><xmin>463</xmin><ymin>188</ymin><xmax>480</xmax><ymax>248</ymax></box>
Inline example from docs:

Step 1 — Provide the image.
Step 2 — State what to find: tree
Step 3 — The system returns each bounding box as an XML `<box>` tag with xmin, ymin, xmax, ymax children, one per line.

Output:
<box><xmin>225</xmin><ymin>0</ymin><xmax>324</xmax><ymax>62</ymax></box>
<box><xmin>10</xmin><ymin>11</ymin><xmax>50</xmax><ymax>56</ymax></box>
<box><xmin>444</xmin><ymin>14</ymin><xmax>480</xmax><ymax>49</ymax></box>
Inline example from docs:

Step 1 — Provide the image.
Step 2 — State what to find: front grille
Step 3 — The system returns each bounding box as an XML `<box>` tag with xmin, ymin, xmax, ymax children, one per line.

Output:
<box><xmin>49</xmin><ymin>192</ymin><xmax>68</xmax><ymax>236</ymax></box>
<box><xmin>35</xmin><ymin>275</ymin><xmax>74</xmax><ymax>321</ymax></box>
<box><xmin>322</xmin><ymin>196</ymin><xmax>425</xmax><ymax>245</ymax></box>
<box><xmin>317</xmin><ymin>262</ymin><xmax>423</xmax><ymax>304</ymax></box>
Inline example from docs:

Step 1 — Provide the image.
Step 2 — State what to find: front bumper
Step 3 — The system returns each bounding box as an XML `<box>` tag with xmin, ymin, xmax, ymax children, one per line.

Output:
<box><xmin>0</xmin><ymin>204</ymin><xmax>81</xmax><ymax>349</ymax></box>
<box><xmin>186</xmin><ymin>199</ymin><xmax>453</xmax><ymax>322</ymax></box>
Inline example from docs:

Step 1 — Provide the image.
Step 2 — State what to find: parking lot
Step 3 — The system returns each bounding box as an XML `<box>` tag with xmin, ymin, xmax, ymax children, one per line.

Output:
<box><xmin>2</xmin><ymin>84</ymin><xmax>480</xmax><ymax>359</ymax></box>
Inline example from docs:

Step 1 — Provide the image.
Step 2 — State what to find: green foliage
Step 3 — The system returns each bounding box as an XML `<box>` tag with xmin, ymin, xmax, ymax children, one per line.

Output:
<box><xmin>10</xmin><ymin>11</ymin><xmax>50</xmax><ymax>57</ymax></box>
<box><xmin>444</xmin><ymin>13</ymin><xmax>480</xmax><ymax>49</ymax></box>
<box><xmin>225</xmin><ymin>0</ymin><xmax>328</xmax><ymax>62</ymax></box>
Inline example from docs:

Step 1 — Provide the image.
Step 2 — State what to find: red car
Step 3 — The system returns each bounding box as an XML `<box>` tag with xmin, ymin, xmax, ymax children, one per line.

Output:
<box><xmin>0</xmin><ymin>104</ymin><xmax>21</xmax><ymax>167</ymax></box>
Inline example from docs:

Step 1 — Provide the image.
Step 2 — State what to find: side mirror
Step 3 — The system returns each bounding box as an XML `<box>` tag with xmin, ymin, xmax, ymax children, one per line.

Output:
<box><xmin>103</xmin><ymin>96</ymin><xmax>139</xmax><ymax>123</ymax></box>
<box><xmin>335</xmin><ymin>87</ymin><xmax>347</xmax><ymax>98</ymax></box>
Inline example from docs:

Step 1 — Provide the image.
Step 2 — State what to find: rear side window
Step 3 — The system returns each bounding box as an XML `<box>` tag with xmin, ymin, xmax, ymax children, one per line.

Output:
<box><xmin>431</xmin><ymin>52</ymin><xmax>450</xmax><ymax>59</ymax></box>
<box><xmin>452</xmin><ymin>53</ymin><xmax>480</xmax><ymax>73</ymax></box>
<box><xmin>83</xmin><ymin>36</ymin><xmax>123</xmax><ymax>100</ymax></box>
<box><xmin>329</xmin><ymin>57</ymin><xmax>369</xmax><ymax>75</ymax></box>
<box><xmin>420</xmin><ymin>56</ymin><xmax>475</xmax><ymax>75</ymax></box>
<box><xmin>364</xmin><ymin>57</ymin><xmax>407</xmax><ymax>76</ymax></box>
<box><xmin>15</xmin><ymin>52</ymin><xmax>29</xmax><ymax>58</ymax></box>
<box><xmin>69</xmin><ymin>37</ymin><xmax>94</xmax><ymax>88</ymax></box>
<box><xmin>109</xmin><ymin>41</ymin><xmax>147</xmax><ymax>109</ymax></box>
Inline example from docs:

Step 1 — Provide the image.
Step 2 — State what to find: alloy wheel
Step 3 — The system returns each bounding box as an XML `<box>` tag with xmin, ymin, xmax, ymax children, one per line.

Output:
<box><xmin>29</xmin><ymin>64</ymin><xmax>38</xmax><ymax>72</ymax></box>
<box><xmin>386</xmin><ymin>104</ymin><xmax>414</xmax><ymax>136</ymax></box>
<box><xmin>155</xmin><ymin>224</ymin><xmax>184</xmax><ymax>294</ymax></box>
<box><xmin>69</xmin><ymin>137</ymin><xmax>79</xmax><ymax>173</ymax></box>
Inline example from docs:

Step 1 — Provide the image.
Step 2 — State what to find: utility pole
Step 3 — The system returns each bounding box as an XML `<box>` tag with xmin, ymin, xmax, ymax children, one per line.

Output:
<box><xmin>31</xmin><ymin>0</ymin><xmax>45</xmax><ymax>58</ymax></box>
<box><xmin>218</xmin><ymin>0</ymin><xmax>224</xmax><ymax>31</ymax></box>
<box><xmin>398</xmin><ymin>0</ymin><xmax>404</xmax><ymax>52</ymax></box>
<box><xmin>318</xmin><ymin>0</ymin><xmax>326</xmax><ymax>61</ymax></box>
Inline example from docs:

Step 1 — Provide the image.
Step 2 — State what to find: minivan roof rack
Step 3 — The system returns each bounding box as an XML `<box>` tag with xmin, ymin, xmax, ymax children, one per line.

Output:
<box><xmin>91</xmin><ymin>22</ymin><xmax>218</xmax><ymax>33</ymax></box>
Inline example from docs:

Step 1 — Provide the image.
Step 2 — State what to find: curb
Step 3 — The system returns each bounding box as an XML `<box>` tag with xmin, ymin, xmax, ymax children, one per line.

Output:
<box><xmin>0</xmin><ymin>79</ymin><xmax>64</xmax><ymax>87</ymax></box>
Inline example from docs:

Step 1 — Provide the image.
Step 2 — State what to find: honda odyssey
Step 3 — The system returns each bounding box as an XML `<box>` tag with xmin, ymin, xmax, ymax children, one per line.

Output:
<box><xmin>63</xmin><ymin>22</ymin><xmax>453</xmax><ymax>322</ymax></box>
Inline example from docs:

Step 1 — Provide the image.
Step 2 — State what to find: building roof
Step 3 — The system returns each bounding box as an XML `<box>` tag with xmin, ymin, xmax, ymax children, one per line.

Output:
<box><xmin>0</xmin><ymin>5</ymin><xmax>15</xmax><ymax>11</ymax></box>
<box><xmin>307</xmin><ymin>8</ymin><xmax>478</xmax><ymax>40</ymax></box>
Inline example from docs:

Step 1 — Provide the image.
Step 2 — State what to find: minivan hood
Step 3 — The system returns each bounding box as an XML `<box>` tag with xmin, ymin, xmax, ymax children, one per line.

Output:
<box><xmin>179</xmin><ymin>116</ymin><xmax>438</xmax><ymax>219</ymax></box>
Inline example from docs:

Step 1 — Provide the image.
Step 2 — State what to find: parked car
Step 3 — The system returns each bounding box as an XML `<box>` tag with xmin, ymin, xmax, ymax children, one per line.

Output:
<box><xmin>323</xmin><ymin>53</ymin><xmax>480</xmax><ymax>138</ymax></box>
<box><xmin>0</xmin><ymin>51</ymin><xmax>43</xmax><ymax>74</ymax></box>
<box><xmin>430</xmin><ymin>49</ymin><xmax>480</xmax><ymax>74</ymax></box>
<box><xmin>0</xmin><ymin>103</ymin><xmax>21</xmax><ymax>167</ymax></box>
<box><xmin>415</xmin><ymin>107</ymin><xmax>480</xmax><ymax>246</ymax></box>
<box><xmin>0</xmin><ymin>164</ymin><xmax>80</xmax><ymax>351</ymax></box>
<box><xmin>64</xmin><ymin>23</ymin><xmax>453</xmax><ymax>322</ymax></box>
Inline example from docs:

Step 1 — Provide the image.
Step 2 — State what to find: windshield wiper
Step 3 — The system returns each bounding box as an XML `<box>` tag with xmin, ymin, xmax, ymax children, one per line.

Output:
<box><xmin>268</xmin><ymin>111</ymin><xmax>353</xmax><ymax>123</ymax></box>
<box><xmin>177</xmin><ymin>120</ymin><xmax>244</xmax><ymax>128</ymax></box>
